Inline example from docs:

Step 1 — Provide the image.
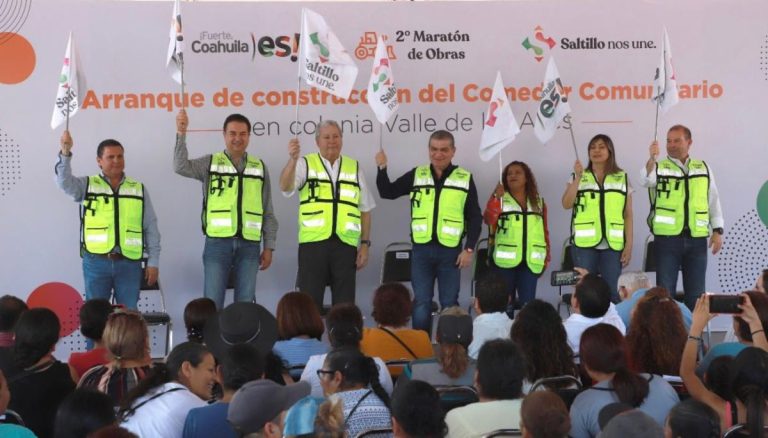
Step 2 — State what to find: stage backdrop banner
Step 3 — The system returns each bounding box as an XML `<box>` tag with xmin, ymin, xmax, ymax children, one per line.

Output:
<box><xmin>2</xmin><ymin>0</ymin><xmax>768</xmax><ymax>356</ymax></box>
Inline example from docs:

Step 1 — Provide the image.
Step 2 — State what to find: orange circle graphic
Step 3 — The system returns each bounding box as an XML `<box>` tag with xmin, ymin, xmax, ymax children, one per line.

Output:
<box><xmin>0</xmin><ymin>33</ymin><xmax>36</xmax><ymax>84</ymax></box>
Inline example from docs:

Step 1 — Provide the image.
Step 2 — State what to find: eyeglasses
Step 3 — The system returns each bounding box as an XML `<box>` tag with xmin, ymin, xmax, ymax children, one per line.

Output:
<box><xmin>316</xmin><ymin>369</ymin><xmax>335</xmax><ymax>379</ymax></box>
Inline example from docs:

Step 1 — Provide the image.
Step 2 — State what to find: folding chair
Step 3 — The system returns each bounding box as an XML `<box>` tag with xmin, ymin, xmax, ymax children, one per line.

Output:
<box><xmin>483</xmin><ymin>429</ymin><xmax>523</xmax><ymax>437</ymax></box>
<box><xmin>722</xmin><ymin>423</ymin><xmax>768</xmax><ymax>437</ymax></box>
<box><xmin>139</xmin><ymin>261</ymin><xmax>172</xmax><ymax>359</ymax></box>
<box><xmin>0</xmin><ymin>409</ymin><xmax>25</xmax><ymax>426</ymax></box>
<box><xmin>662</xmin><ymin>375</ymin><xmax>690</xmax><ymax>401</ymax></box>
<box><xmin>356</xmin><ymin>428</ymin><xmax>394</xmax><ymax>438</ymax></box>
<box><xmin>530</xmin><ymin>375</ymin><xmax>583</xmax><ymax>409</ymax></box>
<box><xmin>435</xmin><ymin>385</ymin><xmax>479</xmax><ymax>412</ymax></box>
<box><xmin>554</xmin><ymin>239</ymin><xmax>575</xmax><ymax>316</ymax></box>
<box><xmin>380</xmin><ymin>242</ymin><xmax>412</xmax><ymax>284</ymax></box>
<box><xmin>469</xmin><ymin>238</ymin><xmax>491</xmax><ymax>314</ymax></box>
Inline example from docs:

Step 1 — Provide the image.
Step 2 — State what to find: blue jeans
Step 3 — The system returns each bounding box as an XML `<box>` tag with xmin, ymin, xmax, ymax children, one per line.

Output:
<box><xmin>411</xmin><ymin>243</ymin><xmax>462</xmax><ymax>332</ymax></box>
<box><xmin>494</xmin><ymin>264</ymin><xmax>540</xmax><ymax>315</ymax></box>
<box><xmin>571</xmin><ymin>246</ymin><xmax>622</xmax><ymax>303</ymax></box>
<box><xmin>203</xmin><ymin>237</ymin><xmax>261</xmax><ymax>309</ymax></box>
<box><xmin>654</xmin><ymin>235</ymin><xmax>707</xmax><ymax>310</ymax></box>
<box><xmin>82</xmin><ymin>252</ymin><xmax>141</xmax><ymax>309</ymax></box>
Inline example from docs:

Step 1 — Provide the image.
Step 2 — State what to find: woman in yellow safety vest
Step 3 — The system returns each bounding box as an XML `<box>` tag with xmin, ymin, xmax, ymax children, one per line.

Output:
<box><xmin>484</xmin><ymin>161</ymin><xmax>550</xmax><ymax>315</ymax></box>
<box><xmin>561</xmin><ymin>134</ymin><xmax>633</xmax><ymax>302</ymax></box>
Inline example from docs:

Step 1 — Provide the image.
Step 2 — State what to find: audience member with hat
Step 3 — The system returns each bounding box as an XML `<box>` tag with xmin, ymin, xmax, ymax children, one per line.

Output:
<box><xmin>204</xmin><ymin>302</ymin><xmax>278</xmax><ymax>360</ymax></box>
<box><xmin>227</xmin><ymin>379</ymin><xmax>310</xmax><ymax>437</ymax></box>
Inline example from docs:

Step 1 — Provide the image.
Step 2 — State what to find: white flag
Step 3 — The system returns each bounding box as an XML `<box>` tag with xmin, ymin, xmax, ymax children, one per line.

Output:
<box><xmin>299</xmin><ymin>8</ymin><xmax>358</xmax><ymax>99</ymax></box>
<box><xmin>652</xmin><ymin>27</ymin><xmax>679</xmax><ymax>113</ymax></box>
<box><xmin>533</xmin><ymin>57</ymin><xmax>572</xmax><ymax>144</ymax></box>
<box><xmin>479</xmin><ymin>72</ymin><xmax>520</xmax><ymax>161</ymax></box>
<box><xmin>367</xmin><ymin>35</ymin><xmax>399</xmax><ymax>124</ymax></box>
<box><xmin>166</xmin><ymin>0</ymin><xmax>184</xmax><ymax>84</ymax></box>
<box><xmin>51</xmin><ymin>32</ymin><xmax>84</xmax><ymax>130</ymax></box>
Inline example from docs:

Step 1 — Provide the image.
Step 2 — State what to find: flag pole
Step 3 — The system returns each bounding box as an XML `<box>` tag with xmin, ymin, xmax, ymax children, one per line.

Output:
<box><xmin>378</xmin><ymin>123</ymin><xmax>383</xmax><ymax>151</ymax></box>
<box><xmin>180</xmin><ymin>55</ymin><xmax>186</xmax><ymax>108</ymax></box>
<box><xmin>498</xmin><ymin>150</ymin><xmax>503</xmax><ymax>184</ymax></box>
<box><xmin>568</xmin><ymin>116</ymin><xmax>579</xmax><ymax>161</ymax></box>
<box><xmin>653</xmin><ymin>96</ymin><xmax>660</xmax><ymax>142</ymax></box>
<box><xmin>65</xmin><ymin>103</ymin><xmax>70</xmax><ymax>131</ymax></box>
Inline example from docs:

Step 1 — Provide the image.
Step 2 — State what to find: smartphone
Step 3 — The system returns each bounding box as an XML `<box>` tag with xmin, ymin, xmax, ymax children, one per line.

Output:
<box><xmin>551</xmin><ymin>270</ymin><xmax>579</xmax><ymax>287</ymax></box>
<box><xmin>709</xmin><ymin>294</ymin><xmax>743</xmax><ymax>314</ymax></box>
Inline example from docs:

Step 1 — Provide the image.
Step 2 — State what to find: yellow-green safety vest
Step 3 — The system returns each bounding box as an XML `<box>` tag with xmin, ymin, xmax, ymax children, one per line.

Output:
<box><xmin>648</xmin><ymin>158</ymin><xmax>710</xmax><ymax>237</ymax></box>
<box><xmin>204</xmin><ymin>152</ymin><xmax>264</xmax><ymax>241</ymax></box>
<box><xmin>493</xmin><ymin>194</ymin><xmax>548</xmax><ymax>274</ymax></box>
<box><xmin>298</xmin><ymin>153</ymin><xmax>362</xmax><ymax>247</ymax></box>
<box><xmin>410</xmin><ymin>165</ymin><xmax>471</xmax><ymax>248</ymax></box>
<box><xmin>81</xmin><ymin>176</ymin><xmax>144</xmax><ymax>260</ymax></box>
<box><xmin>571</xmin><ymin>170</ymin><xmax>627</xmax><ymax>251</ymax></box>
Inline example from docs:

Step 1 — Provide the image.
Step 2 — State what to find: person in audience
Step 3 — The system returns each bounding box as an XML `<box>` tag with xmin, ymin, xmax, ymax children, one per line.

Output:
<box><xmin>183</xmin><ymin>298</ymin><xmax>216</xmax><ymax>344</ymax></box>
<box><xmin>0</xmin><ymin>295</ymin><xmax>27</xmax><ymax>347</ymax></box>
<box><xmin>723</xmin><ymin>271</ymin><xmax>768</xmax><ymax>343</ymax></box>
<box><xmin>614</xmin><ymin>272</ymin><xmax>692</xmax><ymax>330</ymax></box>
<box><xmin>697</xmin><ymin>291</ymin><xmax>768</xmax><ymax>375</ymax></box>
<box><xmin>757</xmin><ymin>268</ymin><xmax>768</xmax><ymax>292</ymax></box>
<box><xmin>318</xmin><ymin>347</ymin><xmax>392</xmax><ymax>437</ymax></box>
<box><xmin>569</xmin><ymin>324</ymin><xmax>679</xmax><ymax>438</ymax></box>
<box><xmin>6</xmin><ymin>308</ymin><xmax>75</xmax><ymax>438</ymax></box>
<box><xmin>273</xmin><ymin>291</ymin><xmax>328</xmax><ymax>378</ymax></box>
<box><xmin>53</xmin><ymin>388</ymin><xmax>116</xmax><ymax>438</ymax></box>
<box><xmin>563</xmin><ymin>273</ymin><xmax>626</xmax><ymax>355</ymax></box>
<box><xmin>599</xmin><ymin>409</ymin><xmax>663</xmax><ymax>438</ymax></box>
<box><xmin>119</xmin><ymin>342</ymin><xmax>216</xmax><ymax>438</ymax></box>
<box><xmin>78</xmin><ymin>310</ymin><xmax>153</xmax><ymax>405</ymax></box>
<box><xmin>300</xmin><ymin>303</ymin><xmax>393</xmax><ymax>397</ymax></box>
<box><xmin>68</xmin><ymin>299</ymin><xmax>114</xmax><ymax>382</ymax></box>
<box><xmin>626</xmin><ymin>287</ymin><xmax>687</xmax><ymax>376</ymax></box>
<box><xmin>391</xmin><ymin>380</ymin><xmax>446</xmax><ymax>438</ymax></box>
<box><xmin>361</xmin><ymin>283</ymin><xmax>433</xmax><ymax>377</ymax></box>
<box><xmin>0</xmin><ymin>370</ymin><xmax>36</xmax><ymax>438</ymax></box>
<box><xmin>511</xmin><ymin>299</ymin><xmax>577</xmax><ymax>392</ymax></box>
<box><xmin>703</xmin><ymin>356</ymin><xmax>732</xmax><ymax>401</ymax></box>
<box><xmin>468</xmin><ymin>273</ymin><xmax>513</xmax><ymax>359</ymax></box>
<box><xmin>445</xmin><ymin>339</ymin><xmax>527</xmax><ymax>437</ymax></box>
<box><xmin>400</xmin><ymin>307</ymin><xmax>475</xmax><ymax>387</ymax></box>
<box><xmin>227</xmin><ymin>379</ymin><xmax>311</xmax><ymax>438</ymax></box>
<box><xmin>519</xmin><ymin>390</ymin><xmax>570</xmax><ymax>438</ymax></box>
<box><xmin>681</xmin><ymin>294</ymin><xmax>768</xmax><ymax>435</ymax></box>
<box><xmin>204</xmin><ymin>302</ymin><xmax>278</xmax><ymax>362</ymax></box>
<box><xmin>664</xmin><ymin>399</ymin><xmax>721</xmax><ymax>438</ymax></box>
<box><xmin>183</xmin><ymin>343</ymin><xmax>264</xmax><ymax>438</ymax></box>
<box><xmin>282</xmin><ymin>395</ymin><xmax>345</xmax><ymax>438</ymax></box>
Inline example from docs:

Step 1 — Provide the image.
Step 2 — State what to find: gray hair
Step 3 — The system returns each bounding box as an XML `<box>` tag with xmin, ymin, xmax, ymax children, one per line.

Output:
<box><xmin>617</xmin><ymin>271</ymin><xmax>651</xmax><ymax>294</ymax></box>
<box><xmin>315</xmin><ymin>120</ymin><xmax>342</xmax><ymax>140</ymax></box>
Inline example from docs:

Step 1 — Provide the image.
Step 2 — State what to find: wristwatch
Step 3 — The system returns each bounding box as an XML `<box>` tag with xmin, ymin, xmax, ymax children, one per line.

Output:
<box><xmin>712</xmin><ymin>228</ymin><xmax>724</xmax><ymax>235</ymax></box>
<box><xmin>360</xmin><ymin>240</ymin><xmax>372</xmax><ymax>247</ymax></box>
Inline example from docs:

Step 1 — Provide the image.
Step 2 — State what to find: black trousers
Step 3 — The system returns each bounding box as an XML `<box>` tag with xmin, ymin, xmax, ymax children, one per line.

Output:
<box><xmin>297</xmin><ymin>236</ymin><xmax>357</xmax><ymax>310</ymax></box>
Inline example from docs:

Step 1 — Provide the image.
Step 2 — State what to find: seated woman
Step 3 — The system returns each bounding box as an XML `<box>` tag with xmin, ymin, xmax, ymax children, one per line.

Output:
<box><xmin>318</xmin><ymin>347</ymin><xmax>392</xmax><ymax>438</ymax></box>
<box><xmin>119</xmin><ymin>342</ymin><xmax>216</xmax><ymax>438</ymax></box>
<box><xmin>626</xmin><ymin>287</ymin><xmax>687</xmax><ymax>376</ymax></box>
<box><xmin>400</xmin><ymin>307</ymin><xmax>475</xmax><ymax>387</ymax></box>
<box><xmin>78</xmin><ymin>311</ymin><xmax>153</xmax><ymax>405</ymax></box>
<box><xmin>68</xmin><ymin>298</ymin><xmax>114</xmax><ymax>382</ymax></box>
<box><xmin>510</xmin><ymin>299</ymin><xmax>577</xmax><ymax>392</ymax></box>
<box><xmin>300</xmin><ymin>303</ymin><xmax>393</xmax><ymax>398</ymax></box>
<box><xmin>6</xmin><ymin>308</ymin><xmax>75</xmax><ymax>438</ymax></box>
<box><xmin>183</xmin><ymin>298</ymin><xmax>217</xmax><ymax>344</ymax></box>
<box><xmin>681</xmin><ymin>293</ymin><xmax>768</xmax><ymax>435</ymax></box>
<box><xmin>360</xmin><ymin>283</ymin><xmax>433</xmax><ymax>377</ymax></box>
<box><xmin>273</xmin><ymin>291</ymin><xmax>329</xmax><ymax>378</ymax></box>
<box><xmin>569</xmin><ymin>324</ymin><xmax>679</xmax><ymax>438</ymax></box>
<box><xmin>664</xmin><ymin>399</ymin><xmax>720</xmax><ymax>438</ymax></box>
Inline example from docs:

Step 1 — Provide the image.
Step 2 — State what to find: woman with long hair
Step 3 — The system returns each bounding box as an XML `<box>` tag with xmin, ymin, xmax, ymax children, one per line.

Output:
<box><xmin>570</xmin><ymin>324</ymin><xmax>678</xmax><ymax>437</ymax></box>
<box><xmin>484</xmin><ymin>161</ymin><xmax>550</xmax><ymax>311</ymax></box>
<box><xmin>664</xmin><ymin>399</ymin><xmax>720</xmax><ymax>438</ymax></box>
<box><xmin>361</xmin><ymin>283</ymin><xmax>433</xmax><ymax>377</ymax></box>
<box><xmin>510</xmin><ymin>299</ymin><xmax>577</xmax><ymax>391</ymax></box>
<box><xmin>626</xmin><ymin>287</ymin><xmax>687</xmax><ymax>376</ymax></box>
<box><xmin>273</xmin><ymin>291</ymin><xmax>329</xmax><ymax>377</ymax></box>
<box><xmin>681</xmin><ymin>293</ymin><xmax>768</xmax><ymax>435</ymax></box>
<box><xmin>119</xmin><ymin>342</ymin><xmax>216</xmax><ymax>438</ymax></box>
<box><xmin>562</xmin><ymin>134</ymin><xmax>633</xmax><ymax>302</ymax></box>
<box><xmin>318</xmin><ymin>347</ymin><xmax>392</xmax><ymax>437</ymax></box>
<box><xmin>78</xmin><ymin>310</ymin><xmax>153</xmax><ymax>405</ymax></box>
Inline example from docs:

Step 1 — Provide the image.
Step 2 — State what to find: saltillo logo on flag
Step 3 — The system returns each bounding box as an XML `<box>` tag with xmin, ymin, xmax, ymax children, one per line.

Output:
<box><xmin>367</xmin><ymin>34</ymin><xmax>399</xmax><ymax>124</ymax></box>
<box><xmin>51</xmin><ymin>32</ymin><xmax>85</xmax><ymax>130</ymax></box>
<box><xmin>652</xmin><ymin>27</ymin><xmax>679</xmax><ymax>114</ymax></box>
<box><xmin>533</xmin><ymin>57</ymin><xmax>571</xmax><ymax>144</ymax></box>
<box><xmin>479</xmin><ymin>71</ymin><xmax>520</xmax><ymax>161</ymax></box>
<box><xmin>167</xmin><ymin>0</ymin><xmax>184</xmax><ymax>84</ymax></box>
<box><xmin>299</xmin><ymin>8</ymin><xmax>358</xmax><ymax>99</ymax></box>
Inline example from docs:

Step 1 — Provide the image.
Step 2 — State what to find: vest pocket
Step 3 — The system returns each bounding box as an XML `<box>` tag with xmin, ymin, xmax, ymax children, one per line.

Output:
<box><xmin>301</xmin><ymin>210</ymin><xmax>325</xmax><ymax>228</ymax></box>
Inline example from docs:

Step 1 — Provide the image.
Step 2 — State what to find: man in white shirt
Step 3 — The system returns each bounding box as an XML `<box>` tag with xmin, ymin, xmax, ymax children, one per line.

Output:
<box><xmin>563</xmin><ymin>273</ymin><xmax>626</xmax><ymax>355</ymax></box>
<box><xmin>468</xmin><ymin>273</ymin><xmax>513</xmax><ymax>359</ymax></box>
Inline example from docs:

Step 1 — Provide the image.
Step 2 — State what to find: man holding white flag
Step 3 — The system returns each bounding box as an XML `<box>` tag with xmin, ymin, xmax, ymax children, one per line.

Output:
<box><xmin>167</xmin><ymin>0</ymin><xmax>184</xmax><ymax>85</ymax></box>
<box><xmin>51</xmin><ymin>32</ymin><xmax>84</xmax><ymax>130</ymax></box>
<box><xmin>299</xmin><ymin>8</ymin><xmax>358</xmax><ymax>99</ymax></box>
<box><xmin>533</xmin><ymin>57</ymin><xmax>571</xmax><ymax>144</ymax></box>
<box><xmin>652</xmin><ymin>27</ymin><xmax>679</xmax><ymax>114</ymax></box>
<box><xmin>479</xmin><ymin>71</ymin><xmax>520</xmax><ymax>162</ymax></box>
<box><xmin>367</xmin><ymin>34</ymin><xmax>399</xmax><ymax>124</ymax></box>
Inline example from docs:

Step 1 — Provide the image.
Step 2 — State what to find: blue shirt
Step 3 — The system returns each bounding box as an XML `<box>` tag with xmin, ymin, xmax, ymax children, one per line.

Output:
<box><xmin>696</xmin><ymin>342</ymin><xmax>748</xmax><ymax>376</ymax></box>
<box><xmin>183</xmin><ymin>402</ymin><xmax>236</xmax><ymax>438</ymax></box>
<box><xmin>615</xmin><ymin>288</ymin><xmax>692</xmax><ymax>331</ymax></box>
<box><xmin>55</xmin><ymin>152</ymin><xmax>161</xmax><ymax>267</ymax></box>
<box><xmin>273</xmin><ymin>338</ymin><xmax>329</xmax><ymax>375</ymax></box>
